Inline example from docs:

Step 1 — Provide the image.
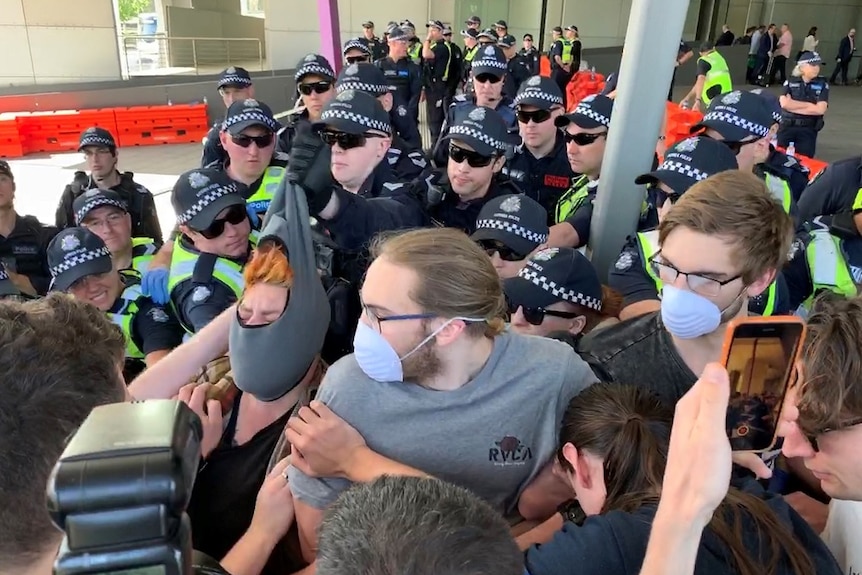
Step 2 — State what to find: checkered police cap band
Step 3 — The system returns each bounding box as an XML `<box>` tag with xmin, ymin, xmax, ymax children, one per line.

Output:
<box><xmin>514</xmin><ymin>88</ymin><xmax>564</xmax><ymax>107</ymax></box>
<box><xmin>519</xmin><ymin>267</ymin><xmax>602</xmax><ymax>311</ymax></box>
<box><xmin>343</xmin><ymin>40</ymin><xmax>370</xmax><ymax>54</ymax></box>
<box><xmin>799</xmin><ymin>54</ymin><xmax>821</xmax><ymax>64</ymax></box>
<box><xmin>336</xmin><ymin>79</ymin><xmax>389</xmax><ymax>95</ymax></box>
<box><xmin>80</xmin><ymin>135</ymin><xmax>115</xmax><ymax>148</ymax></box>
<box><xmin>176</xmin><ymin>182</ymin><xmax>239</xmax><ymax>225</ymax></box>
<box><xmin>75</xmin><ymin>197</ymin><xmax>127</xmax><ymax>225</ymax></box>
<box><xmin>472</xmin><ymin>58</ymin><xmax>508</xmax><ymax>70</ymax></box>
<box><xmin>657</xmin><ymin>160</ymin><xmax>709</xmax><ymax>182</ymax></box>
<box><xmin>50</xmin><ymin>245</ymin><xmax>111</xmax><ymax>278</ymax></box>
<box><xmin>476</xmin><ymin>218</ymin><xmax>548</xmax><ymax>244</ymax></box>
<box><xmin>222</xmin><ymin>109</ymin><xmax>279</xmax><ymax>132</ymax></box>
<box><xmin>573</xmin><ymin>103</ymin><xmax>610</xmax><ymax>127</ymax></box>
<box><xmin>296</xmin><ymin>63</ymin><xmax>335</xmax><ymax>80</ymax></box>
<box><xmin>0</xmin><ymin>267</ymin><xmax>8</xmax><ymax>281</ymax></box>
<box><xmin>703</xmin><ymin>111</ymin><xmax>769</xmax><ymax>138</ymax></box>
<box><xmin>448</xmin><ymin>124</ymin><xmax>507</xmax><ymax>151</ymax></box>
<box><xmin>219</xmin><ymin>74</ymin><xmax>252</xmax><ymax>88</ymax></box>
<box><xmin>771</xmin><ymin>110</ymin><xmax>782</xmax><ymax>123</ymax></box>
<box><xmin>320</xmin><ymin>108</ymin><xmax>391</xmax><ymax>133</ymax></box>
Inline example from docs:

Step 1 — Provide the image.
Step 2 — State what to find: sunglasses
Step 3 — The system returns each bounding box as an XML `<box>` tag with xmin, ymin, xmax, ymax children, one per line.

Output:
<box><xmin>320</xmin><ymin>131</ymin><xmax>384</xmax><ymax>150</ymax></box>
<box><xmin>805</xmin><ymin>417</ymin><xmax>862</xmax><ymax>451</ymax></box>
<box><xmin>346</xmin><ymin>55</ymin><xmax>370</xmax><ymax>64</ymax></box>
<box><xmin>196</xmin><ymin>204</ymin><xmax>248</xmax><ymax>239</ymax></box>
<box><xmin>474</xmin><ymin>74</ymin><xmax>502</xmax><ymax>84</ymax></box>
<box><xmin>449</xmin><ymin>144</ymin><xmax>496</xmax><ymax>168</ymax></box>
<box><xmin>649</xmin><ymin>185</ymin><xmax>679</xmax><ymax>209</ymax></box>
<box><xmin>506</xmin><ymin>299</ymin><xmax>581</xmax><ymax>326</ymax></box>
<box><xmin>477</xmin><ymin>240</ymin><xmax>526</xmax><ymax>262</ymax></box>
<box><xmin>563</xmin><ymin>131</ymin><xmax>607</xmax><ymax>146</ymax></box>
<box><xmin>298</xmin><ymin>81</ymin><xmax>332</xmax><ymax>96</ymax></box>
<box><xmin>517</xmin><ymin>109</ymin><xmax>552</xmax><ymax>124</ymax></box>
<box><xmin>230</xmin><ymin>133</ymin><xmax>274</xmax><ymax>149</ymax></box>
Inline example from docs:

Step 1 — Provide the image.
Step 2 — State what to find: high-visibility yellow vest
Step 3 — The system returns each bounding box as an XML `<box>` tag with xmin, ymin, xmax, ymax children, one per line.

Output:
<box><xmin>464</xmin><ymin>44</ymin><xmax>478</xmax><ymax>62</ymax></box>
<box><xmin>763</xmin><ymin>173</ymin><xmax>793</xmax><ymax>214</ymax></box>
<box><xmin>555</xmin><ymin>175</ymin><xmax>590</xmax><ymax>223</ymax></box>
<box><xmin>801</xmin><ymin>230</ymin><xmax>857</xmax><ymax>312</ymax></box>
<box><xmin>245</xmin><ymin>166</ymin><xmax>286</xmax><ymax>221</ymax></box>
<box><xmin>561</xmin><ymin>39</ymin><xmax>574</xmax><ymax>64</ymax></box>
<box><xmin>442</xmin><ymin>41</ymin><xmax>453</xmax><ymax>81</ymax></box>
<box><xmin>408</xmin><ymin>42</ymin><xmax>422</xmax><ymax>65</ymax></box>
<box><xmin>107</xmin><ymin>281</ymin><xmax>146</xmax><ymax>359</ymax></box>
<box><xmin>128</xmin><ymin>237</ymin><xmax>158</xmax><ymax>277</ymax></box>
<box><xmin>698</xmin><ymin>50</ymin><xmax>732</xmax><ymax>106</ymax></box>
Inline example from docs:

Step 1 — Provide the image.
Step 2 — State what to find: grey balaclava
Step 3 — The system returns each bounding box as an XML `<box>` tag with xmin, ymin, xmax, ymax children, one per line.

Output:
<box><xmin>229</xmin><ymin>176</ymin><xmax>331</xmax><ymax>401</ymax></box>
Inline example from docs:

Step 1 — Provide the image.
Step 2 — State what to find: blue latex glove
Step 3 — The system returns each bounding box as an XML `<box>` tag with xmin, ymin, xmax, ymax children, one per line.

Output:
<box><xmin>141</xmin><ymin>267</ymin><xmax>170</xmax><ymax>305</ymax></box>
<box><xmin>246</xmin><ymin>203</ymin><xmax>261</xmax><ymax>229</ymax></box>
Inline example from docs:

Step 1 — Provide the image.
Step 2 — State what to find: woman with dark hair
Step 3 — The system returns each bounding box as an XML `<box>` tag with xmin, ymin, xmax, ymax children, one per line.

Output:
<box><xmin>800</xmin><ymin>26</ymin><xmax>819</xmax><ymax>59</ymax></box>
<box><xmin>524</xmin><ymin>383</ymin><xmax>842</xmax><ymax>575</ymax></box>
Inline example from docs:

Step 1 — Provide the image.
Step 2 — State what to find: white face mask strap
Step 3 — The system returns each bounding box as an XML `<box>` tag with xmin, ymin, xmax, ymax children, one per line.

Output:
<box><xmin>398</xmin><ymin>316</ymin><xmax>486</xmax><ymax>361</ymax></box>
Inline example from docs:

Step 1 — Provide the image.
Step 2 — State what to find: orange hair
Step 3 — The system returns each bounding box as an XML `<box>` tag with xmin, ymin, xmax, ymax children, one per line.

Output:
<box><xmin>243</xmin><ymin>239</ymin><xmax>294</xmax><ymax>289</ymax></box>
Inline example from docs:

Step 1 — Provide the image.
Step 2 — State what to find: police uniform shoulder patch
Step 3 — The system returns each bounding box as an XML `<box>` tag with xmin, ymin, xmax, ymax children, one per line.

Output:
<box><xmin>382</xmin><ymin>182</ymin><xmax>404</xmax><ymax>191</ymax></box>
<box><xmin>188</xmin><ymin>171</ymin><xmax>210</xmax><ymax>189</ymax></box>
<box><xmin>500</xmin><ymin>196</ymin><xmax>521</xmax><ymax>213</ymax></box>
<box><xmin>615</xmin><ymin>250</ymin><xmax>635</xmax><ymax>271</ymax></box>
<box><xmin>148</xmin><ymin>307</ymin><xmax>170</xmax><ymax>323</ymax></box>
<box><xmin>783</xmin><ymin>80</ymin><xmax>790</xmax><ymax>87</ymax></box>
<box><xmin>468</xmin><ymin>107</ymin><xmax>486</xmax><ymax>121</ymax></box>
<box><xmin>533</xmin><ymin>247</ymin><xmax>558</xmax><ymax>262</ymax></box>
<box><xmin>787</xmin><ymin>238</ymin><xmax>805</xmax><ymax>260</ymax></box>
<box><xmin>396</xmin><ymin>105</ymin><xmax>407</xmax><ymax>116</ymax></box>
<box><xmin>721</xmin><ymin>91</ymin><xmax>741</xmax><ymax>105</ymax></box>
<box><xmin>60</xmin><ymin>234</ymin><xmax>80</xmax><ymax>251</ymax></box>
<box><xmin>750</xmin><ymin>88</ymin><xmax>763</xmax><ymax>95</ymax></box>
<box><xmin>336</xmin><ymin>90</ymin><xmax>355</xmax><ymax>102</ymax></box>
<box><xmin>527</xmin><ymin>75</ymin><xmax>541</xmax><ymax>87</ymax></box>
<box><xmin>192</xmin><ymin>286</ymin><xmax>211</xmax><ymax>303</ymax></box>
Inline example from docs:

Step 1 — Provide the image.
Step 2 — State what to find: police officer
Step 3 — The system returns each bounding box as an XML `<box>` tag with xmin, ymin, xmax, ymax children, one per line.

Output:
<box><xmin>493</xmin><ymin>20</ymin><xmax>508</xmax><ymax>39</ymax></box>
<box><xmin>47</xmin><ymin>227</ymin><xmax>182</xmax><ymax>381</ymax></box>
<box><xmin>519</xmin><ymin>34</ymin><xmax>540</xmax><ymax>75</ymax></box>
<box><xmin>281</xmin><ymin>54</ymin><xmax>337</xmax><ymax>153</ymax></box>
<box><xmin>358</xmin><ymin>21</ymin><xmax>387</xmax><ymax>61</ymax></box>
<box><xmin>549</xmin><ymin>26</ymin><xmax>575</xmax><ymax>108</ymax></box>
<box><xmin>797</xmin><ymin>155</ymin><xmax>862</xmax><ymax>224</ymax></box>
<box><xmin>400</xmin><ymin>20</ymin><xmax>423</xmax><ymax>65</ymax></box>
<box><xmin>0</xmin><ymin>160</ymin><xmax>56</xmax><ymax>296</ymax></box>
<box><xmin>464</xmin><ymin>15</ymin><xmax>482</xmax><ymax>32</ymax></box>
<box><xmin>610</xmin><ymin>136</ymin><xmax>788</xmax><ymax>320</ymax></box>
<box><xmin>680</xmin><ymin>41</ymin><xmax>732</xmax><ymax>111</ymax></box>
<box><xmin>499</xmin><ymin>34</ymin><xmax>531</xmax><ymax>98</ymax></box>
<box><xmin>549</xmin><ymin>94</ymin><xmax>652</xmax><ymax>249</ymax></box>
<box><xmin>167</xmin><ymin>168</ymin><xmax>259</xmax><ymax>334</ymax></box>
<box><xmin>56</xmin><ymin>127</ymin><xmax>162</xmax><ymax>244</ymax></box>
<box><xmin>335</xmin><ymin>63</ymin><xmax>430</xmax><ymax>181</ymax></box>
<box><xmin>461</xmin><ymin>28</ymin><xmax>480</xmax><ymax>82</ymax></box>
<box><xmin>433</xmin><ymin>45</ymin><xmax>517</xmax><ymax>167</ymax></box>
<box><xmin>376</xmin><ymin>26</ymin><xmax>423</xmax><ymax>148</ymax></box>
<box><xmin>692</xmin><ymin>90</ymin><xmax>797</xmax><ymax>218</ymax></box>
<box><xmin>442</xmin><ymin>26</ymin><xmax>463</xmax><ymax>110</ymax></box>
<box><xmin>778</xmin><ymin>51</ymin><xmax>829</xmax><ymax>158</ymax></box>
<box><xmin>201</xmin><ymin>66</ymin><xmax>254</xmax><ymax>168</ymax></box>
<box><xmin>670</xmin><ymin>39</ymin><xmax>694</xmax><ymax>101</ymax></box>
<box><xmin>477</xmin><ymin>28</ymin><xmax>498</xmax><ymax>47</ymax></box>
<box><xmin>422</xmin><ymin>20</ymin><xmax>453</xmax><ymax>144</ymax></box>
<box><xmin>73</xmin><ymin>189</ymin><xmax>158</xmax><ymax>277</ymax></box>
<box><xmin>505</xmin><ymin>76</ymin><xmax>574</xmax><ymax>218</ymax></box>
<box><xmin>343</xmin><ymin>38</ymin><xmax>372</xmax><ymax>65</ymax></box>
<box><xmin>751</xmin><ymin>87</ymin><xmax>811</xmax><ymax>201</ymax></box>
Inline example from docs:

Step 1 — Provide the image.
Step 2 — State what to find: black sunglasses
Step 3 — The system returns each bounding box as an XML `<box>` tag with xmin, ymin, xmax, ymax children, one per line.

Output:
<box><xmin>230</xmin><ymin>133</ymin><xmax>274</xmax><ymax>149</ymax></box>
<box><xmin>474</xmin><ymin>74</ymin><xmax>502</xmax><ymax>84</ymax></box>
<box><xmin>346</xmin><ymin>55</ymin><xmax>370</xmax><ymax>64</ymax></box>
<box><xmin>477</xmin><ymin>240</ymin><xmax>526</xmax><ymax>262</ymax></box>
<box><xmin>517</xmin><ymin>109</ymin><xmax>552</xmax><ymax>124</ymax></box>
<box><xmin>196</xmin><ymin>204</ymin><xmax>248</xmax><ymax>239</ymax></box>
<box><xmin>320</xmin><ymin>131</ymin><xmax>384</xmax><ymax>150</ymax></box>
<box><xmin>449</xmin><ymin>144</ymin><xmax>496</xmax><ymax>168</ymax></box>
<box><xmin>298</xmin><ymin>81</ymin><xmax>332</xmax><ymax>96</ymax></box>
<box><xmin>806</xmin><ymin>417</ymin><xmax>862</xmax><ymax>451</ymax></box>
<box><xmin>649</xmin><ymin>185</ymin><xmax>679</xmax><ymax>209</ymax></box>
<box><xmin>507</xmin><ymin>299</ymin><xmax>580</xmax><ymax>326</ymax></box>
<box><xmin>563</xmin><ymin>131</ymin><xmax>607</xmax><ymax>146</ymax></box>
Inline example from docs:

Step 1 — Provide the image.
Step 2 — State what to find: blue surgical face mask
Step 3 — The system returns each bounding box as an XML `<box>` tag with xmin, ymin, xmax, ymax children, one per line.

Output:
<box><xmin>660</xmin><ymin>284</ymin><xmax>744</xmax><ymax>339</ymax></box>
<box><xmin>353</xmin><ymin>317</ymin><xmax>479</xmax><ymax>382</ymax></box>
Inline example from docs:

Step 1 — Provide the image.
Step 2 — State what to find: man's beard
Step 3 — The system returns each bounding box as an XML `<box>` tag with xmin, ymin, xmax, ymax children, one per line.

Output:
<box><xmin>401</xmin><ymin>330</ymin><xmax>442</xmax><ymax>385</ymax></box>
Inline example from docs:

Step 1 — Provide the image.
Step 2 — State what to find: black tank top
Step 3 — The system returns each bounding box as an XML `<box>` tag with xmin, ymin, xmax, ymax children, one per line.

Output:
<box><xmin>186</xmin><ymin>391</ymin><xmax>305</xmax><ymax>574</ymax></box>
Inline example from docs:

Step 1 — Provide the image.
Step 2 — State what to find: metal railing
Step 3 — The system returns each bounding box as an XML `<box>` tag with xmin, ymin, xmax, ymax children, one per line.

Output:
<box><xmin>120</xmin><ymin>35</ymin><xmax>264</xmax><ymax>76</ymax></box>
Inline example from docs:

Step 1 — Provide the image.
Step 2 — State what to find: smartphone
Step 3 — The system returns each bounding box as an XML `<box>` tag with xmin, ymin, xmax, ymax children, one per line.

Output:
<box><xmin>719</xmin><ymin>316</ymin><xmax>806</xmax><ymax>453</ymax></box>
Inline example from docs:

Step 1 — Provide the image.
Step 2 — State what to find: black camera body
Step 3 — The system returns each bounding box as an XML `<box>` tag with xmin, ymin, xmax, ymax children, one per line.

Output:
<box><xmin>47</xmin><ymin>400</ymin><xmax>223</xmax><ymax>575</ymax></box>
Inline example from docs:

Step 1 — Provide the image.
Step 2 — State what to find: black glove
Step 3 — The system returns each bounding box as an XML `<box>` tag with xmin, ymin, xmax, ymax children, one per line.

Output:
<box><xmin>422</xmin><ymin>169</ymin><xmax>449</xmax><ymax>208</ymax></box>
<box><xmin>286</xmin><ymin>130</ymin><xmax>333</xmax><ymax>214</ymax></box>
<box><xmin>827</xmin><ymin>212</ymin><xmax>860</xmax><ymax>239</ymax></box>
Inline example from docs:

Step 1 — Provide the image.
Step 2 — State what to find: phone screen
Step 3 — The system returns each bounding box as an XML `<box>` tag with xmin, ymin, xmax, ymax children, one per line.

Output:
<box><xmin>724</xmin><ymin>320</ymin><xmax>804</xmax><ymax>452</ymax></box>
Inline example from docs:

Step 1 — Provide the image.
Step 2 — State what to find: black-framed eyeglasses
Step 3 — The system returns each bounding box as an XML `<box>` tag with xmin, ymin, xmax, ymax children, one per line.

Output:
<box><xmin>507</xmin><ymin>299</ymin><xmax>580</xmax><ymax>326</ymax></box>
<box><xmin>298</xmin><ymin>81</ymin><xmax>332</xmax><ymax>96</ymax></box>
<box><xmin>449</xmin><ymin>144</ymin><xmax>496</xmax><ymax>168</ymax></box>
<box><xmin>563</xmin><ymin>131</ymin><xmax>607</xmax><ymax>146</ymax></box>
<box><xmin>362</xmin><ymin>303</ymin><xmax>435</xmax><ymax>332</ymax></box>
<box><xmin>517</xmin><ymin>109</ymin><xmax>552</xmax><ymax>124</ymax></box>
<box><xmin>647</xmin><ymin>252</ymin><xmax>741</xmax><ymax>297</ymax></box>
<box><xmin>477</xmin><ymin>240</ymin><xmax>526</xmax><ymax>262</ymax></box>
<box><xmin>195</xmin><ymin>204</ymin><xmax>248</xmax><ymax>239</ymax></box>
<box><xmin>346</xmin><ymin>55</ymin><xmax>370</xmax><ymax>64</ymax></box>
<box><xmin>319</xmin><ymin>130</ymin><xmax>384</xmax><ymax>150</ymax></box>
<box><xmin>230</xmin><ymin>133</ymin><xmax>274</xmax><ymax>149</ymax></box>
<box><xmin>805</xmin><ymin>417</ymin><xmax>862</xmax><ymax>451</ymax></box>
<box><xmin>474</xmin><ymin>73</ymin><xmax>502</xmax><ymax>84</ymax></box>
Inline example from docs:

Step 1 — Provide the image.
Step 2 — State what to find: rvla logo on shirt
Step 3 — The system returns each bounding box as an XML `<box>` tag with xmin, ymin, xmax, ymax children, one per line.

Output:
<box><xmin>489</xmin><ymin>435</ymin><xmax>533</xmax><ymax>466</ymax></box>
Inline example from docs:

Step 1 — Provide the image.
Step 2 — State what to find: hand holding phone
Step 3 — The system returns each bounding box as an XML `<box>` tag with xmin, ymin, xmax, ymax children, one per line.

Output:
<box><xmin>720</xmin><ymin>316</ymin><xmax>806</xmax><ymax>453</ymax></box>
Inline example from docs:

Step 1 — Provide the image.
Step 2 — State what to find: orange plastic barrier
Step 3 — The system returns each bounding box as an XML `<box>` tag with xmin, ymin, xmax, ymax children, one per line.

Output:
<box><xmin>113</xmin><ymin>104</ymin><xmax>209</xmax><ymax>147</ymax></box>
<box><xmin>664</xmin><ymin>102</ymin><xmax>704</xmax><ymax>148</ymax></box>
<box><xmin>539</xmin><ymin>55</ymin><xmax>551</xmax><ymax>77</ymax></box>
<box><xmin>774</xmin><ymin>146</ymin><xmax>828</xmax><ymax>181</ymax></box>
<box><xmin>15</xmin><ymin>108</ymin><xmax>117</xmax><ymax>155</ymax></box>
<box><xmin>565</xmin><ymin>71</ymin><xmax>607</xmax><ymax>111</ymax></box>
<box><xmin>0</xmin><ymin>117</ymin><xmax>23</xmax><ymax>158</ymax></box>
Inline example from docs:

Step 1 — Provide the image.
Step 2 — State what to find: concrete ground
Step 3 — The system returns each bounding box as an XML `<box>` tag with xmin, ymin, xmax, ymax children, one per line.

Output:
<box><xmin>5</xmin><ymin>83</ymin><xmax>860</xmax><ymax>238</ymax></box>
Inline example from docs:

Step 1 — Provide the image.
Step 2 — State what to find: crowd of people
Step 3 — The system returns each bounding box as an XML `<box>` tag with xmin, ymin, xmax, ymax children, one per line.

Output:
<box><xmin>1</xmin><ymin>11</ymin><xmax>862</xmax><ymax>575</ymax></box>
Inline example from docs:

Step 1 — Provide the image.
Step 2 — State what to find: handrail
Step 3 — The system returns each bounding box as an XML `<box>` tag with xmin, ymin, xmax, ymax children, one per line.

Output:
<box><xmin>120</xmin><ymin>35</ymin><xmax>264</xmax><ymax>76</ymax></box>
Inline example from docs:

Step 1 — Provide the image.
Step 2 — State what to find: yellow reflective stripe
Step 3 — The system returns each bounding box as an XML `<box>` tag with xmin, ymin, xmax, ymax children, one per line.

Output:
<box><xmin>554</xmin><ymin>175</ymin><xmax>589</xmax><ymax>223</ymax></box>
<box><xmin>761</xmin><ymin>282</ymin><xmax>777</xmax><ymax>316</ymax></box>
<box><xmin>246</xmin><ymin>166</ymin><xmax>286</xmax><ymax>216</ymax></box>
<box><xmin>852</xmin><ymin>188</ymin><xmax>862</xmax><ymax>211</ymax></box>
<box><xmin>442</xmin><ymin>41</ymin><xmax>453</xmax><ymax>81</ymax></box>
<box><xmin>561</xmin><ymin>40</ymin><xmax>573</xmax><ymax>64</ymax></box>
<box><xmin>107</xmin><ymin>283</ymin><xmax>145</xmax><ymax>359</ymax></box>
<box><xmin>764</xmin><ymin>174</ymin><xmax>792</xmax><ymax>214</ymax></box>
<box><xmin>636</xmin><ymin>230</ymin><xmax>662</xmax><ymax>292</ymax></box>
<box><xmin>699</xmin><ymin>51</ymin><xmax>732</xmax><ymax>105</ymax></box>
<box><xmin>805</xmin><ymin>230</ymin><xmax>857</xmax><ymax>305</ymax></box>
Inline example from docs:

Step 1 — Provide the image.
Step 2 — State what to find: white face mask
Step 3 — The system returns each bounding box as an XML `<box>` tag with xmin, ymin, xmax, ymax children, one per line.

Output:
<box><xmin>352</xmin><ymin>316</ymin><xmax>482</xmax><ymax>382</ymax></box>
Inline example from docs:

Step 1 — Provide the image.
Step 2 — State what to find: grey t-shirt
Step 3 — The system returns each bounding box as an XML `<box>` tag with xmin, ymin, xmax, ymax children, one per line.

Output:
<box><xmin>287</xmin><ymin>331</ymin><xmax>597</xmax><ymax>515</ymax></box>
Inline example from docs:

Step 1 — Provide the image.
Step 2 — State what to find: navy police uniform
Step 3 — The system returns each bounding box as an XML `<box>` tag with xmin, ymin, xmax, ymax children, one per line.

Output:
<box><xmin>797</xmin><ymin>155</ymin><xmax>862</xmax><ymax>223</ymax></box>
<box><xmin>0</xmin><ymin>213</ymin><xmax>56</xmax><ymax>296</ymax></box>
<box><xmin>424</xmin><ymin>21</ymin><xmax>453</xmax><ymax>144</ymax></box>
<box><xmin>201</xmin><ymin>66</ymin><xmax>253</xmax><ymax>168</ymax></box>
<box><xmin>358</xmin><ymin>22</ymin><xmax>388</xmax><ymax>61</ymax></box>
<box><xmin>777</xmin><ymin>51</ymin><xmax>829</xmax><ymax>158</ymax></box>
<box><xmin>375</xmin><ymin>27</ymin><xmax>423</xmax><ymax>148</ymax></box>
<box><xmin>500</xmin><ymin>35</ymin><xmax>531</xmax><ymax>98</ymax></box>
